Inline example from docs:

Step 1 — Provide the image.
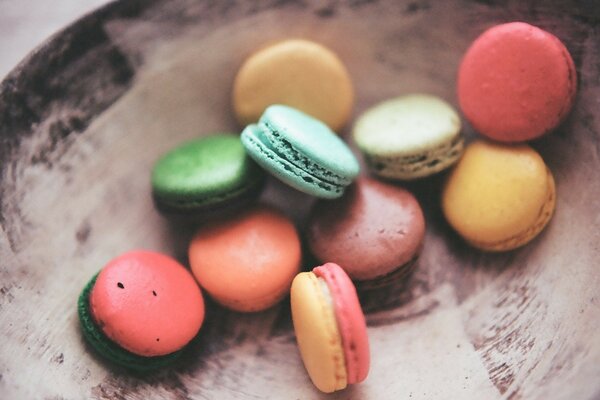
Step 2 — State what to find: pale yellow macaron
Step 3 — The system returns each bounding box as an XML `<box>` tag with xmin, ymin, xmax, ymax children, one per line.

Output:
<box><xmin>442</xmin><ymin>140</ymin><xmax>556</xmax><ymax>251</ymax></box>
<box><xmin>232</xmin><ymin>39</ymin><xmax>354</xmax><ymax>132</ymax></box>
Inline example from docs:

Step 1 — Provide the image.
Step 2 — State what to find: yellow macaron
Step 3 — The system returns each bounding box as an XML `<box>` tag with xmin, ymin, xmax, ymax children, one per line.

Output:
<box><xmin>291</xmin><ymin>271</ymin><xmax>347</xmax><ymax>392</ymax></box>
<box><xmin>232</xmin><ymin>39</ymin><xmax>353</xmax><ymax>132</ymax></box>
<box><xmin>442</xmin><ymin>140</ymin><xmax>556</xmax><ymax>251</ymax></box>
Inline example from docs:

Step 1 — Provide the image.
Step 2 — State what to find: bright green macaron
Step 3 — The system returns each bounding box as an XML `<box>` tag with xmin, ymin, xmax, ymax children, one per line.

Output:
<box><xmin>353</xmin><ymin>94</ymin><xmax>464</xmax><ymax>180</ymax></box>
<box><xmin>151</xmin><ymin>133</ymin><xmax>265</xmax><ymax>215</ymax></box>
<box><xmin>240</xmin><ymin>105</ymin><xmax>360</xmax><ymax>199</ymax></box>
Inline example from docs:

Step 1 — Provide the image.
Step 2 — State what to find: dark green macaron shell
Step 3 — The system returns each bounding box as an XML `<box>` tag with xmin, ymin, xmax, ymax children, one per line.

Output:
<box><xmin>78</xmin><ymin>274</ymin><xmax>183</xmax><ymax>372</ymax></box>
<box><xmin>151</xmin><ymin>133</ymin><xmax>265</xmax><ymax>214</ymax></box>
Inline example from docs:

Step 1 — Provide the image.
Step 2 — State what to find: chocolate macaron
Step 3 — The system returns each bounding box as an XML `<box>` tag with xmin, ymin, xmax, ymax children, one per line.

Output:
<box><xmin>307</xmin><ymin>178</ymin><xmax>425</xmax><ymax>305</ymax></box>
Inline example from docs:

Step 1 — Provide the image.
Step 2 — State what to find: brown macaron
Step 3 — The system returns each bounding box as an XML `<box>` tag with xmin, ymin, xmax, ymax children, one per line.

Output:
<box><xmin>307</xmin><ymin>177</ymin><xmax>425</xmax><ymax>282</ymax></box>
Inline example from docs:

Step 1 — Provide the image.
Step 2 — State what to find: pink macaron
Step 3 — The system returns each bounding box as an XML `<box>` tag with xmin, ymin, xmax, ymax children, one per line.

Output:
<box><xmin>290</xmin><ymin>262</ymin><xmax>369</xmax><ymax>393</ymax></box>
<box><xmin>458</xmin><ymin>22</ymin><xmax>577</xmax><ymax>142</ymax></box>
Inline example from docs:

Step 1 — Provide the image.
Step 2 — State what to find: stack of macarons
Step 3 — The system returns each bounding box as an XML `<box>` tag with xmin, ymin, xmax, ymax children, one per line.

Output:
<box><xmin>79</xmin><ymin>24</ymin><xmax>577</xmax><ymax>393</ymax></box>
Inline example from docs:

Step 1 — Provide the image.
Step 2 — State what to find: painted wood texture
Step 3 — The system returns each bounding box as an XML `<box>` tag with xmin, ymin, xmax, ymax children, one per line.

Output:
<box><xmin>1</xmin><ymin>1</ymin><xmax>599</xmax><ymax>399</ymax></box>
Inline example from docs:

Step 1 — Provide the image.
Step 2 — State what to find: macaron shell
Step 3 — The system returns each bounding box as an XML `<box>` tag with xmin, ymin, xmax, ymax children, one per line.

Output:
<box><xmin>458</xmin><ymin>22</ymin><xmax>577</xmax><ymax>142</ymax></box>
<box><xmin>313</xmin><ymin>263</ymin><xmax>369</xmax><ymax>384</ymax></box>
<box><xmin>189</xmin><ymin>206</ymin><xmax>301</xmax><ymax>312</ymax></box>
<box><xmin>290</xmin><ymin>272</ymin><xmax>348</xmax><ymax>393</ymax></box>
<box><xmin>232</xmin><ymin>39</ymin><xmax>354</xmax><ymax>132</ymax></box>
<box><xmin>90</xmin><ymin>251</ymin><xmax>205</xmax><ymax>357</ymax></box>
<box><xmin>442</xmin><ymin>140</ymin><xmax>554</xmax><ymax>250</ymax></box>
<box><xmin>468</xmin><ymin>168</ymin><xmax>556</xmax><ymax>251</ymax></box>
<box><xmin>308</xmin><ymin>177</ymin><xmax>425</xmax><ymax>281</ymax></box>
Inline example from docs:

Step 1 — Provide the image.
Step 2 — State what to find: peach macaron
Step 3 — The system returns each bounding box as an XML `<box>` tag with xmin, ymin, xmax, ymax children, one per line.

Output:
<box><xmin>189</xmin><ymin>205</ymin><xmax>301</xmax><ymax>312</ymax></box>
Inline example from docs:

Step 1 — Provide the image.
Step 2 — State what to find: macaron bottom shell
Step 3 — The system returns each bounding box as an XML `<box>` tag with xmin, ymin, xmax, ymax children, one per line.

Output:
<box><xmin>78</xmin><ymin>274</ymin><xmax>183</xmax><ymax>372</ymax></box>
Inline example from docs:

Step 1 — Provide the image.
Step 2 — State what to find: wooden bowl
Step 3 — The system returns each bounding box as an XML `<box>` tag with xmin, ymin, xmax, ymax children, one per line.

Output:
<box><xmin>1</xmin><ymin>1</ymin><xmax>598</xmax><ymax>398</ymax></box>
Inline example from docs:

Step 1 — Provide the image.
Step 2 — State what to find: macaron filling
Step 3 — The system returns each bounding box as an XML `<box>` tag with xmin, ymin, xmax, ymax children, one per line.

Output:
<box><xmin>364</xmin><ymin>135</ymin><xmax>464</xmax><ymax>179</ymax></box>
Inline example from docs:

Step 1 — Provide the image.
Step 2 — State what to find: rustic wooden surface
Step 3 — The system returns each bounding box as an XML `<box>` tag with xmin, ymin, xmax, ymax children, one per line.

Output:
<box><xmin>1</xmin><ymin>1</ymin><xmax>599</xmax><ymax>399</ymax></box>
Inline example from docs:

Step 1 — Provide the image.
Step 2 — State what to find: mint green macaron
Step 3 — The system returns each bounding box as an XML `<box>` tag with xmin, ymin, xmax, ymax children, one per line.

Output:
<box><xmin>241</xmin><ymin>105</ymin><xmax>360</xmax><ymax>199</ymax></box>
<box><xmin>353</xmin><ymin>94</ymin><xmax>464</xmax><ymax>180</ymax></box>
<box><xmin>151</xmin><ymin>133</ymin><xmax>265</xmax><ymax>214</ymax></box>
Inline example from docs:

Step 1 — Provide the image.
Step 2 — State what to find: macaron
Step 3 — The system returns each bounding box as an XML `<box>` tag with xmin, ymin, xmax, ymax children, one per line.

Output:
<box><xmin>458</xmin><ymin>22</ymin><xmax>577</xmax><ymax>142</ymax></box>
<box><xmin>78</xmin><ymin>250</ymin><xmax>205</xmax><ymax>371</ymax></box>
<box><xmin>291</xmin><ymin>263</ymin><xmax>370</xmax><ymax>393</ymax></box>
<box><xmin>188</xmin><ymin>205</ymin><xmax>301</xmax><ymax>312</ymax></box>
<box><xmin>353</xmin><ymin>94</ymin><xmax>464</xmax><ymax>180</ymax></box>
<box><xmin>232</xmin><ymin>39</ymin><xmax>354</xmax><ymax>132</ymax></box>
<box><xmin>151</xmin><ymin>133</ymin><xmax>265</xmax><ymax>216</ymax></box>
<box><xmin>307</xmin><ymin>177</ymin><xmax>425</xmax><ymax>282</ymax></box>
<box><xmin>241</xmin><ymin>105</ymin><xmax>360</xmax><ymax>199</ymax></box>
<box><xmin>442</xmin><ymin>140</ymin><xmax>556</xmax><ymax>251</ymax></box>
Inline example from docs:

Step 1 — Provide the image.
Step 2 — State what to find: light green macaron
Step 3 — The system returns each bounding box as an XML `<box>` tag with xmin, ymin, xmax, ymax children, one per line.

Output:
<box><xmin>353</xmin><ymin>94</ymin><xmax>464</xmax><ymax>180</ymax></box>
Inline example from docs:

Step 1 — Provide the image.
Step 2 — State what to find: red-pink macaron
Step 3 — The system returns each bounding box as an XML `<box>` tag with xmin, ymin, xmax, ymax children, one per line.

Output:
<box><xmin>290</xmin><ymin>262</ymin><xmax>369</xmax><ymax>393</ymax></box>
<box><xmin>78</xmin><ymin>250</ymin><xmax>205</xmax><ymax>370</ymax></box>
<box><xmin>458</xmin><ymin>22</ymin><xmax>577</xmax><ymax>142</ymax></box>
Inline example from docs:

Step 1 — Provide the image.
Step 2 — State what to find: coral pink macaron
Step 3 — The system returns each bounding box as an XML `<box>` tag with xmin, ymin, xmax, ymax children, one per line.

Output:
<box><xmin>79</xmin><ymin>250</ymin><xmax>205</xmax><ymax>371</ymax></box>
<box><xmin>189</xmin><ymin>205</ymin><xmax>301</xmax><ymax>312</ymax></box>
<box><xmin>458</xmin><ymin>22</ymin><xmax>577</xmax><ymax>142</ymax></box>
<box><xmin>291</xmin><ymin>263</ymin><xmax>370</xmax><ymax>393</ymax></box>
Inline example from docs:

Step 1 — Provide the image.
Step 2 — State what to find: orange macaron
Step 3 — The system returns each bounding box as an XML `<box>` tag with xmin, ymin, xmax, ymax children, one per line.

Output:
<box><xmin>188</xmin><ymin>205</ymin><xmax>301</xmax><ymax>312</ymax></box>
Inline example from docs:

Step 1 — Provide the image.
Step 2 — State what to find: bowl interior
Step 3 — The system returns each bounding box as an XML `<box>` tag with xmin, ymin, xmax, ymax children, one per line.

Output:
<box><xmin>0</xmin><ymin>1</ymin><xmax>599</xmax><ymax>399</ymax></box>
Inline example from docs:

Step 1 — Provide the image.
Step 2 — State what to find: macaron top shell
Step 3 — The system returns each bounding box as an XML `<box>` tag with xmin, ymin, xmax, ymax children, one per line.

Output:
<box><xmin>90</xmin><ymin>250</ymin><xmax>205</xmax><ymax>357</ymax></box>
<box><xmin>308</xmin><ymin>178</ymin><xmax>425</xmax><ymax>281</ymax></box>
<box><xmin>313</xmin><ymin>263</ymin><xmax>369</xmax><ymax>384</ymax></box>
<box><xmin>442</xmin><ymin>140</ymin><xmax>552</xmax><ymax>245</ymax></box>
<box><xmin>233</xmin><ymin>39</ymin><xmax>354</xmax><ymax>132</ymax></box>
<box><xmin>189</xmin><ymin>206</ymin><xmax>301</xmax><ymax>312</ymax></box>
<box><xmin>261</xmin><ymin>105</ymin><xmax>360</xmax><ymax>180</ymax></box>
<box><xmin>353</xmin><ymin>94</ymin><xmax>462</xmax><ymax>156</ymax></box>
<box><xmin>458</xmin><ymin>22</ymin><xmax>576</xmax><ymax>142</ymax></box>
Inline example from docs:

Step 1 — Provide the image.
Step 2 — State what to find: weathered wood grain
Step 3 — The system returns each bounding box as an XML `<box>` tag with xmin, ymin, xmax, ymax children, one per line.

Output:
<box><xmin>1</xmin><ymin>1</ymin><xmax>599</xmax><ymax>399</ymax></box>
